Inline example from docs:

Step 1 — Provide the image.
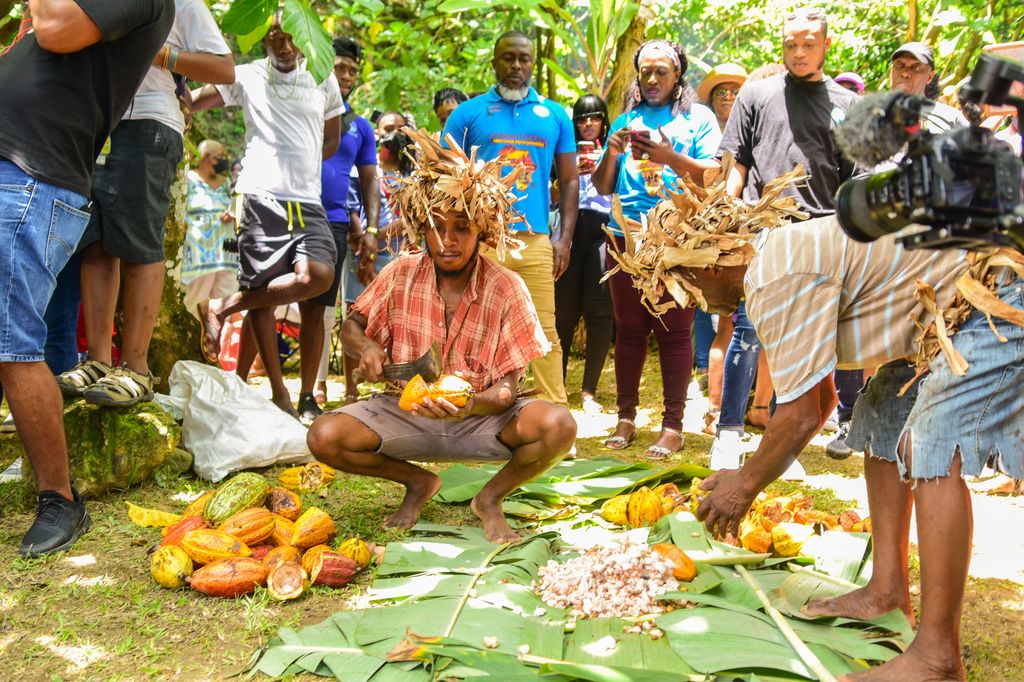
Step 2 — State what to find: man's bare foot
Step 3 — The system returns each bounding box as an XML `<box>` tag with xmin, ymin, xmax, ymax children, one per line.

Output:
<box><xmin>802</xmin><ymin>585</ymin><xmax>915</xmax><ymax>627</ymax></box>
<box><xmin>344</xmin><ymin>393</ymin><xmax>360</xmax><ymax>406</ymax></box>
<box><xmin>315</xmin><ymin>381</ymin><xmax>328</xmax><ymax>406</ymax></box>
<box><xmin>838</xmin><ymin>643</ymin><xmax>965</xmax><ymax>681</ymax></box>
<box><xmin>746</xmin><ymin>405</ymin><xmax>770</xmax><ymax>429</ymax></box>
<box><xmin>384</xmin><ymin>473</ymin><xmax>441</xmax><ymax>530</ymax></box>
<box><xmin>470</xmin><ymin>496</ymin><xmax>520</xmax><ymax>544</ymax></box>
<box><xmin>201</xmin><ymin>307</ymin><xmax>224</xmax><ymax>363</ymax></box>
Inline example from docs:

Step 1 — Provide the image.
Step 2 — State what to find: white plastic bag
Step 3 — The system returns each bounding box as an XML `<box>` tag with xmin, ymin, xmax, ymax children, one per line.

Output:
<box><xmin>164</xmin><ymin>360</ymin><xmax>312</xmax><ymax>482</ymax></box>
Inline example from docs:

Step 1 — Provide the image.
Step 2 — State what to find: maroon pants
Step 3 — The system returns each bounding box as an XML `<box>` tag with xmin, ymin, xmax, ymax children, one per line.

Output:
<box><xmin>607</xmin><ymin>235</ymin><xmax>695</xmax><ymax>431</ymax></box>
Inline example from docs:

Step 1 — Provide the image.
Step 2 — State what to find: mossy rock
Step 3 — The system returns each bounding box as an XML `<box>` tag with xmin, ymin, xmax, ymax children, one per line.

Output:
<box><xmin>3</xmin><ymin>400</ymin><xmax>183</xmax><ymax>499</ymax></box>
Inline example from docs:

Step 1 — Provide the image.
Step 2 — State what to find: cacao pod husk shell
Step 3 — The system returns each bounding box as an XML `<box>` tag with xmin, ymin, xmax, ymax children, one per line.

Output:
<box><xmin>189</xmin><ymin>557</ymin><xmax>268</xmax><ymax>597</ymax></box>
<box><xmin>217</xmin><ymin>507</ymin><xmax>276</xmax><ymax>546</ymax></box>
<box><xmin>203</xmin><ymin>473</ymin><xmax>270</xmax><ymax>526</ymax></box>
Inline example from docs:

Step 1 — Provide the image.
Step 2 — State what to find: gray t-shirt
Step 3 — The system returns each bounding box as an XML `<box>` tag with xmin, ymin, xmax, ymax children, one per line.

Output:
<box><xmin>718</xmin><ymin>73</ymin><xmax>859</xmax><ymax>217</ymax></box>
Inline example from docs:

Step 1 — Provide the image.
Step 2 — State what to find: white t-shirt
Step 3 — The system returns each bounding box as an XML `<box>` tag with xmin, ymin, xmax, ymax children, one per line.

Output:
<box><xmin>217</xmin><ymin>59</ymin><xmax>344</xmax><ymax>203</ymax></box>
<box><xmin>125</xmin><ymin>0</ymin><xmax>229</xmax><ymax>135</ymax></box>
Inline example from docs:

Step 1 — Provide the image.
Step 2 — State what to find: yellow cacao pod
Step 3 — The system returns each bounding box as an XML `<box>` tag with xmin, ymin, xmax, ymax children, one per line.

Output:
<box><xmin>688</xmin><ymin>478</ymin><xmax>710</xmax><ymax>516</ymax></box>
<box><xmin>151</xmin><ymin>545</ymin><xmax>193</xmax><ymax>589</ymax></box>
<box><xmin>181</xmin><ymin>528</ymin><xmax>251</xmax><ymax>565</ymax></box>
<box><xmin>265</xmin><ymin>487</ymin><xmax>302</xmax><ymax>521</ymax></box>
<box><xmin>290</xmin><ymin>507</ymin><xmax>336</xmax><ymax>549</ymax></box>
<box><xmin>270</xmin><ymin>514</ymin><xmax>296</xmax><ymax>547</ymax></box>
<box><xmin>278</xmin><ymin>463</ymin><xmax>336</xmax><ymax>492</ymax></box>
<box><xmin>771</xmin><ymin>522</ymin><xmax>814</xmax><ymax>557</ymax></box>
<box><xmin>336</xmin><ymin>537</ymin><xmax>371</xmax><ymax>569</ymax></box>
<box><xmin>740</xmin><ymin>526</ymin><xmax>773</xmax><ymax>554</ymax></box>
<box><xmin>301</xmin><ymin>544</ymin><xmax>334</xmax><ymax>575</ymax></box>
<box><xmin>183</xmin><ymin>490</ymin><xmax>216</xmax><ymax>519</ymax></box>
<box><xmin>599</xmin><ymin>495</ymin><xmax>629</xmax><ymax>525</ymax></box>
<box><xmin>267</xmin><ymin>560</ymin><xmax>307</xmax><ymax>601</ymax></box>
<box><xmin>398</xmin><ymin>374</ymin><xmax>474</xmax><ymax>411</ymax></box>
<box><xmin>626</xmin><ymin>486</ymin><xmax>664</xmax><ymax>528</ymax></box>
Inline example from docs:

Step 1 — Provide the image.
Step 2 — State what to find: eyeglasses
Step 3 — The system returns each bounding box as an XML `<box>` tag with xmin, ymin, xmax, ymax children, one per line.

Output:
<box><xmin>713</xmin><ymin>87</ymin><xmax>740</xmax><ymax>99</ymax></box>
<box><xmin>574</xmin><ymin>114</ymin><xmax>604</xmax><ymax>124</ymax></box>
<box><xmin>892</xmin><ymin>60</ymin><xmax>930</xmax><ymax>75</ymax></box>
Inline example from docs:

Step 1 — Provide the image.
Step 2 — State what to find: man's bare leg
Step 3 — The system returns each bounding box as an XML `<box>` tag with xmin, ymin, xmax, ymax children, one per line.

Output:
<box><xmin>247</xmin><ymin>307</ymin><xmax>296</xmax><ymax>417</ymax></box>
<box><xmin>80</xmin><ymin>243</ymin><xmax>119</xmax><ymax>365</ymax></box>
<box><xmin>842</xmin><ymin>445</ymin><xmax>969</xmax><ymax>681</ymax></box>
<box><xmin>298</xmin><ymin>300</ymin><xmax>325</xmax><ymax>396</ymax></box>
<box><xmin>119</xmin><ymin>262</ymin><xmax>164</xmax><ymax>374</ymax></box>
<box><xmin>0</xmin><ymin>362</ymin><xmax>72</xmax><ymax>500</ymax></box>
<box><xmin>204</xmin><ymin>260</ymin><xmax>333</xmax><ymax>357</ymax></box>
<box><xmin>472</xmin><ymin>402</ymin><xmax>577</xmax><ymax>543</ymax></box>
<box><xmin>307</xmin><ymin>413</ymin><xmax>441</xmax><ymax>529</ymax></box>
<box><xmin>804</xmin><ymin>453</ymin><xmax>915</xmax><ymax>623</ymax></box>
<box><xmin>235</xmin><ymin>316</ymin><xmax>259</xmax><ymax>381</ymax></box>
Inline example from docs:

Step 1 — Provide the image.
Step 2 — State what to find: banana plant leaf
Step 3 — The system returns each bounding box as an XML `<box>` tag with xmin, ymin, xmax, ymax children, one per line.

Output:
<box><xmin>799</xmin><ymin>531</ymin><xmax>872</xmax><ymax>584</ymax></box>
<box><xmin>436</xmin><ymin>457</ymin><xmax>709</xmax><ymax>505</ymax></box>
<box><xmin>563</xmin><ymin>618</ymin><xmax>700</xmax><ymax>674</ymax></box>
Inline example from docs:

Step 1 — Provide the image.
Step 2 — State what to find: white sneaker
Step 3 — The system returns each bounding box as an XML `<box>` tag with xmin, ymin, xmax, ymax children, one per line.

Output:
<box><xmin>821</xmin><ymin>408</ymin><xmax>840</xmax><ymax>433</ymax></box>
<box><xmin>709</xmin><ymin>431</ymin><xmax>745</xmax><ymax>470</ymax></box>
<box><xmin>0</xmin><ymin>413</ymin><xmax>14</xmax><ymax>433</ymax></box>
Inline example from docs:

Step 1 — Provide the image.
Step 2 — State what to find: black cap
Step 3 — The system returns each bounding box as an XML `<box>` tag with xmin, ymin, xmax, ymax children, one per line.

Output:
<box><xmin>891</xmin><ymin>42</ymin><xmax>933</xmax><ymax>68</ymax></box>
<box><xmin>333</xmin><ymin>36</ymin><xmax>361</xmax><ymax>62</ymax></box>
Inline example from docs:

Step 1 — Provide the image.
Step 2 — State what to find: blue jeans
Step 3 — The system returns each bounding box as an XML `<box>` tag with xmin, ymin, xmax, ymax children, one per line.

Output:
<box><xmin>44</xmin><ymin>250</ymin><xmax>83</xmax><ymax>374</ymax></box>
<box><xmin>692</xmin><ymin>309</ymin><xmax>715</xmax><ymax>370</ymax></box>
<box><xmin>718</xmin><ymin>302</ymin><xmax>761</xmax><ymax>432</ymax></box>
<box><xmin>0</xmin><ymin>159</ymin><xmax>90</xmax><ymax>363</ymax></box>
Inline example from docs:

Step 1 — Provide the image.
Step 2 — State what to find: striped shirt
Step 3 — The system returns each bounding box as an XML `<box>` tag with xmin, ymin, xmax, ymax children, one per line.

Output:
<box><xmin>352</xmin><ymin>252</ymin><xmax>550</xmax><ymax>392</ymax></box>
<box><xmin>744</xmin><ymin>216</ymin><xmax>967</xmax><ymax>403</ymax></box>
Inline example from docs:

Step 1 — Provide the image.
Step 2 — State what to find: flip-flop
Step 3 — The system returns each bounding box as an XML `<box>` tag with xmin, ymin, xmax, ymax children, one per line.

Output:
<box><xmin>645</xmin><ymin>428</ymin><xmax>683</xmax><ymax>461</ymax></box>
<box><xmin>603</xmin><ymin>418</ymin><xmax>636</xmax><ymax>450</ymax></box>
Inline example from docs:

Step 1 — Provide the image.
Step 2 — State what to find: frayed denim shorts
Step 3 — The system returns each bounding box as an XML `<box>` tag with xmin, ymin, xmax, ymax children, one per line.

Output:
<box><xmin>846</xmin><ymin>361</ymin><xmax>919</xmax><ymax>462</ymax></box>
<box><xmin>900</xmin><ymin>273</ymin><xmax>1024</xmax><ymax>480</ymax></box>
<box><xmin>0</xmin><ymin>160</ymin><xmax>90</xmax><ymax>362</ymax></box>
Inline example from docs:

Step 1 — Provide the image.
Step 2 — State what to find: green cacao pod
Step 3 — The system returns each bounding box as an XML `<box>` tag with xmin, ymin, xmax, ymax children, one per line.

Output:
<box><xmin>203</xmin><ymin>472</ymin><xmax>270</xmax><ymax>526</ymax></box>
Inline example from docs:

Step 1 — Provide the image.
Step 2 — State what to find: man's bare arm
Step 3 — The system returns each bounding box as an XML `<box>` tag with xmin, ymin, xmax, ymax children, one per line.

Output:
<box><xmin>726</xmin><ymin>162</ymin><xmax>748</xmax><ymax>198</ymax></box>
<box><xmin>29</xmin><ymin>0</ymin><xmax>102</xmax><ymax>53</ymax></box>
<box><xmin>190</xmin><ymin>84</ymin><xmax>226</xmax><ymax>112</ymax></box>
<box><xmin>341</xmin><ymin>311</ymin><xmax>387</xmax><ymax>382</ymax></box>
<box><xmin>163</xmin><ymin>52</ymin><xmax>234</xmax><ymax>84</ymax></box>
<box><xmin>322</xmin><ymin>115</ymin><xmax>341</xmax><ymax>161</ymax></box>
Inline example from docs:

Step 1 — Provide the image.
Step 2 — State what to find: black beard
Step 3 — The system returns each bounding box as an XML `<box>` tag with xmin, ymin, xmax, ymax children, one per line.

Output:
<box><xmin>433</xmin><ymin>248</ymin><xmax>479</xmax><ymax>280</ymax></box>
<box><xmin>788</xmin><ymin>57</ymin><xmax>826</xmax><ymax>81</ymax></box>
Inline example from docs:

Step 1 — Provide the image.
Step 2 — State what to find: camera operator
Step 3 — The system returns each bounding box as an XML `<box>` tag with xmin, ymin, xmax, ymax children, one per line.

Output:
<box><xmin>889</xmin><ymin>42</ymin><xmax>967</xmax><ymax>131</ymax></box>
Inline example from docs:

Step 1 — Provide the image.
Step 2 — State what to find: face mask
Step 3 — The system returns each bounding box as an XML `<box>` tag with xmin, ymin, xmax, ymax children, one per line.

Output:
<box><xmin>213</xmin><ymin>158</ymin><xmax>229</xmax><ymax>175</ymax></box>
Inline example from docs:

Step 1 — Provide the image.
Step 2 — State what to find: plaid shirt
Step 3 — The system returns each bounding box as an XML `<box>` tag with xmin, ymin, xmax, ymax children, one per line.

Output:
<box><xmin>352</xmin><ymin>252</ymin><xmax>550</xmax><ymax>392</ymax></box>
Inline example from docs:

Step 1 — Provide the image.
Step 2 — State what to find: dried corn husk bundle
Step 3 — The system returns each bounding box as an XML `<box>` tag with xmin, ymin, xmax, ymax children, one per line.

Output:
<box><xmin>904</xmin><ymin>248</ymin><xmax>1024</xmax><ymax>393</ymax></box>
<box><xmin>391</xmin><ymin>128</ymin><xmax>526</xmax><ymax>260</ymax></box>
<box><xmin>533</xmin><ymin>541</ymin><xmax>679</xmax><ymax>618</ymax></box>
<box><xmin>603</xmin><ymin>153</ymin><xmax>808</xmax><ymax>314</ymax></box>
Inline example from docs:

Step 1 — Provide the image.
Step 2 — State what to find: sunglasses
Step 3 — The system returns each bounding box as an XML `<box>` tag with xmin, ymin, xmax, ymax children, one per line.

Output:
<box><xmin>712</xmin><ymin>87</ymin><xmax>740</xmax><ymax>99</ymax></box>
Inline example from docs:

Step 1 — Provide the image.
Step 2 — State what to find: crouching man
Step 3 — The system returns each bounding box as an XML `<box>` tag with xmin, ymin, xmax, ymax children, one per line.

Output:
<box><xmin>307</xmin><ymin>132</ymin><xmax>577</xmax><ymax>544</ymax></box>
<box><xmin>680</xmin><ymin>213</ymin><xmax>1023</xmax><ymax>681</ymax></box>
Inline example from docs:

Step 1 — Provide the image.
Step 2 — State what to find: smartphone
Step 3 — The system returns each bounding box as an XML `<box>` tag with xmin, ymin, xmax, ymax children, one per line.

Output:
<box><xmin>630</xmin><ymin>129</ymin><xmax>651</xmax><ymax>160</ymax></box>
<box><xmin>577</xmin><ymin>140</ymin><xmax>596</xmax><ymax>173</ymax></box>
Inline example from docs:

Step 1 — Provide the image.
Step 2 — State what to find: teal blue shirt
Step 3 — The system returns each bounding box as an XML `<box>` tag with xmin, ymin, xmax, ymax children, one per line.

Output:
<box><xmin>605</xmin><ymin>102</ymin><xmax>721</xmax><ymax>236</ymax></box>
<box><xmin>443</xmin><ymin>86</ymin><xmax>576</xmax><ymax>234</ymax></box>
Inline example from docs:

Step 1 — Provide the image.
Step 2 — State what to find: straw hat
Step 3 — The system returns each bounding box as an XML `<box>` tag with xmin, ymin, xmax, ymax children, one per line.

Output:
<box><xmin>696</xmin><ymin>63</ymin><xmax>749</xmax><ymax>104</ymax></box>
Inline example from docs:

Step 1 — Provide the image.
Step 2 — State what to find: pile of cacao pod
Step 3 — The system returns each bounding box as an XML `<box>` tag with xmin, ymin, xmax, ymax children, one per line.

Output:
<box><xmin>136</xmin><ymin>468</ymin><xmax>376</xmax><ymax>600</ymax></box>
<box><xmin>598</xmin><ymin>483</ymin><xmax>685</xmax><ymax>528</ymax></box>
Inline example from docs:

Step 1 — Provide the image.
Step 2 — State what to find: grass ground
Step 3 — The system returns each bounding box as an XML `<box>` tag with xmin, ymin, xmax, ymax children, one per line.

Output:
<box><xmin>0</xmin><ymin>354</ymin><xmax>1021</xmax><ymax>680</ymax></box>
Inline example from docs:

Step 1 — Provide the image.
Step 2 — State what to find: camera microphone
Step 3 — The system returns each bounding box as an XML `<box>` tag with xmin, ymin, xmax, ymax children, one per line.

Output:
<box><xmin>835</xmin><ymin>91</ymin><xmax>930</xmax><ymax>167</ymax></box>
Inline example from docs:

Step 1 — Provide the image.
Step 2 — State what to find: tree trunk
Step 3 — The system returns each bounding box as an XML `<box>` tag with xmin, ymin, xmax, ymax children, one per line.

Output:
<box><xmin>907</xmin><ymin>0</ymin><xmax>918</xmax><ymax>41</ymax></box>
<box><xmin>149</xmin><ymin>162</ymin><xmax>203</xmax><ymax>386</ymax></box>
<box><xmin>606</xmin><ymin>0</ymin><xmax>653</xmax><ymax>120</ymax></box>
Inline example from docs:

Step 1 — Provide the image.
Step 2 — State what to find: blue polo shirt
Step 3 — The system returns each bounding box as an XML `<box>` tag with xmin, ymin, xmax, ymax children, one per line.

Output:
<box><xmin>321</xmin><ymin>102</ymin><xmax>377</xmax><ymax>224</ymax></box>
<box><xmin>605</xmin><ymin>102</ymin><xmax>721</xmax><ymax>236</ymax></box>
<box><xmin>442</xmin><ymin>86</ymin><xmax>575</xmax><ymax>234</ymax></box>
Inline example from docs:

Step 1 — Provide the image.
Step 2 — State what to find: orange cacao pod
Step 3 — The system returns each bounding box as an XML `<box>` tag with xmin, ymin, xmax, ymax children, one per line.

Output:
<box><xmin>270</xmin><ymin>514</ymin><xmax>296</xmax><ymax>547</ymax></box>
<box><xmin>217</xmin><ymin>507</ymin><xmax>276</xmax><ymax>546</ymax></box>
<box><xmin>265</xmin><ymin>487</ymin><xmax>302</xmax><ymax>521</ymax></box>
<box><xmin>267</xmin><ymin>560</ymin><xmax>307</xmax><ymax>601</ymax></box>
<box><xmin>310</xmin><ymin>550</ymin><xmax>358</xmax><ymax>587</ymax></box>
<box><xmin>181</xmin><ymin>529</ymin><xmax>251</xmax><ymax>565</ymax></box>
<box><xmin>189</xmin><ymin>557</ymin><xmax>268</xmax><ymax>598</ymax></box>
<box><xmin>160</xmin><ymin>515</ymin><xmax>207</xmax><ymax>548</ymax></box>
<box><xmin>290</xmin><ymin>507</ymin><xmax>336</xmax><ymax>549</ymax></box>
<box><xmin>651</xmin><ymin>543</ymin><xmax>696</xmax><ymax>581</ymax></box>
<box><xmin>263</xmin><ymin>545</ymin><xmax>301</xmax><ymax>571</ymax></box>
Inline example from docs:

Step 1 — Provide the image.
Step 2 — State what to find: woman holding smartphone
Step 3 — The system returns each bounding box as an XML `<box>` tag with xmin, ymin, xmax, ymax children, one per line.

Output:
<box><xmin>592</xmin><ymin>40</ymin><xmax>721</xmax><ymax>459</ymax></box>
<box><xmin>554</xmin><ymin>94</ymin><xmax>614</xmax><ymax>414</ymax></box>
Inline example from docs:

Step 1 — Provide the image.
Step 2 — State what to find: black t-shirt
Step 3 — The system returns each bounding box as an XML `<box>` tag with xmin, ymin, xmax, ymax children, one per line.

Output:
<box><xmin>0</xmin><ymin>0</ymin><xmax>174</xmax><ymax>197</ymax></box>
<box><xmin>718</xmin><ymin>73</ymin><xmax>859</xmax><ymax>217</ymax></box>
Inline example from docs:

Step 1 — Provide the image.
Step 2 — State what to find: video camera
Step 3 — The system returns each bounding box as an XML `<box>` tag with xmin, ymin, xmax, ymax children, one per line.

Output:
<box><xmin>835</xmin><ymin>54</ymin><xmax>1024</xmax><ymax>251</ymax></box>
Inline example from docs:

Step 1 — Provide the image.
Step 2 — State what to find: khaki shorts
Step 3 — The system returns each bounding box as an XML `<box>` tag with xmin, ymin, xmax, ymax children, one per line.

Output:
<box><xmin>333</xmin><ymin>394</ymin><xmax>536</xmax><ymax>462</ymax></box>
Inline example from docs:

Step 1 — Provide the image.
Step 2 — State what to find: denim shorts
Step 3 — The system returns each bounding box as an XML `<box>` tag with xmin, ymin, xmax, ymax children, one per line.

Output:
<box><xmin>846</xmin><ymin>361</ymin><xmax>919</xmax><ymax>461</ymax></box>
<box><xmin>900</xmin><ymin>273</ymin><xmax>1024</xmax><ymax>480</ymax></box>
<box><xmin>0</xmin><ymin>159</ymin><xmax>90</xmax><ymax>362</ymax></box>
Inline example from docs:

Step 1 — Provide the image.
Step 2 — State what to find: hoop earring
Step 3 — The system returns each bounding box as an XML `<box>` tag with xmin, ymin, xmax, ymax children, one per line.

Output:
<box><xmin>632</xmin><ymin>86</ymin><xmax>642</xmax><ymax>104</ymax></box>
